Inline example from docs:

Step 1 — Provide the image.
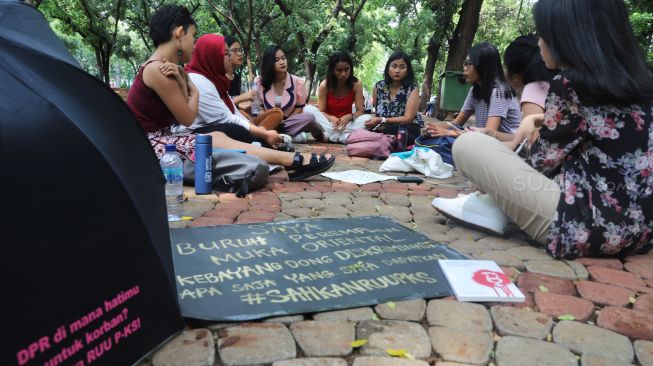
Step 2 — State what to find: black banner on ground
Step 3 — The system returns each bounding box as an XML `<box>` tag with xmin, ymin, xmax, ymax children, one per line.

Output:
<box><xmin>171</xmin><ymin>216</ymin><xmax>466</xmax><ymax>321</ymax></box>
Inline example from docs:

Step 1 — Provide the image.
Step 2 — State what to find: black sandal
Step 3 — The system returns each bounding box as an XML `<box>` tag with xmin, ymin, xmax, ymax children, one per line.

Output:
<box><xmin>287</xmin><ymin>152</ymin><xmax>335</xmax><ymax>181</ymax></box>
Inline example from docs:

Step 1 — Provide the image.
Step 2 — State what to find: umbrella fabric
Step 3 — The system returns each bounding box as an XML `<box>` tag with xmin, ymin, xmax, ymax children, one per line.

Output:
<box><xmin>1</xmin><ymin>1</ymin><xmax>183</xmax><ymax>365</ymax></box>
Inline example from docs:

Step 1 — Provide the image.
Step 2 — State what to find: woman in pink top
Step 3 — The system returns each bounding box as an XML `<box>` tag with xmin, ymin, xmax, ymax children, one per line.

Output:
<box><xmin>503</xmin><ymin>35</ymin><xmax>557</xmax><ymax>150</ymax></box>
<box><xmin>254</xmin><ymin>45</ymin><xmax>322</xmax><ymax>143</ymax></box>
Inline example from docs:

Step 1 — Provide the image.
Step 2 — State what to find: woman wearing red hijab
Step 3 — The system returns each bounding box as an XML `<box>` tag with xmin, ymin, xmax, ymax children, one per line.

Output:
<box><xmin>174</xmin><ymin>34</ymin><xmax>283</xmax><ymax>148</ymax></box>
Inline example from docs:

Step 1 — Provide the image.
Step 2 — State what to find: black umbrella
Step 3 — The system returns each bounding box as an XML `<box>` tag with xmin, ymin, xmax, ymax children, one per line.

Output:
<box><xmin>1</xmin><ymin>1</ymin><xmax>183</xmax><ymax>365</ymax></box>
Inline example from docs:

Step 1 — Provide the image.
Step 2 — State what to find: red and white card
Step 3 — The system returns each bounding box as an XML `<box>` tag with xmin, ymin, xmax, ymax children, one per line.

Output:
<box><xmin>438</xmin><ymin>260</ymin><xmax>525</xmax><ymax>302</ymax></box>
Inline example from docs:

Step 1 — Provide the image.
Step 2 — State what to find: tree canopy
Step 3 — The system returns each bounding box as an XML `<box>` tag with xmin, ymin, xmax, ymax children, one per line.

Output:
<box><xmin>36</xmin><ymin>0</ymin><xmax>652</xmax><ymax>107</ymax></box>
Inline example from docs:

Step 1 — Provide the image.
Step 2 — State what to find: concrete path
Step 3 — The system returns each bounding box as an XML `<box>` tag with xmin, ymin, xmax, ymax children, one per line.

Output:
<box><xmin>145</xmin><ymin>141</ymin><xmax>653</xmax><ymax>366</ymax></box>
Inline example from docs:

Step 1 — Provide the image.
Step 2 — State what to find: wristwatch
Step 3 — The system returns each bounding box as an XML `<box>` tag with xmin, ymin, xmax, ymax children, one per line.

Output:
<box><xmin>381</xmin><ymin>117</ymin><xmax>387</xmax><ymax>124</ymax></box>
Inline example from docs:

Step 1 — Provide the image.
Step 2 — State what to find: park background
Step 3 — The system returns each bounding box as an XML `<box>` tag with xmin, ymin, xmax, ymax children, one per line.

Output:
<box><xmin>28</xmin><ymin>0</ymin><xmax>653</xmax><ymax>111</ymax></box>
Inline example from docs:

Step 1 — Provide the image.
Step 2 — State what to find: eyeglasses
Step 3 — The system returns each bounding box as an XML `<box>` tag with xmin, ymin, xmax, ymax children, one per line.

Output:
<box><xmin>228</xmin><ymin>48</ymin><xmax>245</xmax><ymax>55</ymax></box>
<box><xmin>462</xmin><ymin>58</ymin><xmax>472</xmax><ymax>69</ymax></box>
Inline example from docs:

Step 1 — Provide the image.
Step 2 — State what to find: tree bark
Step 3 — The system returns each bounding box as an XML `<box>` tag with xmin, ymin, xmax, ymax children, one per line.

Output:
<box><xmin>419</xmin><ymin>36</ymin><xmax>444</xmax><ymax>111</ymax></box>
<box><xmin>445</xmin><ymin>0</ymin><xmax>484</xmax><ymax>71</ymax></box>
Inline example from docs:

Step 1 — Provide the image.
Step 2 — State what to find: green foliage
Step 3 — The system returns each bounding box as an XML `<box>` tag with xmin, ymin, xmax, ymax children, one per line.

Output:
<box><xmin>42</xmin><ymin>0</ymin><xmax>652</xmax><ymax>94</ymax></box>
<box><xmin>474</xmin><ymin>0</ymin><xmax>535</xmax><ymax>54</ymax></box>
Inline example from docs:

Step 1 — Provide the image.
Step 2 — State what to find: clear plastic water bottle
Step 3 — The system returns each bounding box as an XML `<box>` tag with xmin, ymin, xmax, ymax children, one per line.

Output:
<box><xmin>160</xmin><ymin>144</ymin><xmax>184</xmax><ymax>221</ymax></box>
<box><xmin>250</xmin><ymin>81</ymin><xmax>260</xmax><ymax>117</ymax></box>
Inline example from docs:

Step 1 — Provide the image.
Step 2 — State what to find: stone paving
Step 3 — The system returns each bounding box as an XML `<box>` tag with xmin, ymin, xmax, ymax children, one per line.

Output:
<box><xmin>145</xmin><ymin>141</ymin><xmax>653</xmax><ymax>366</ymax></box>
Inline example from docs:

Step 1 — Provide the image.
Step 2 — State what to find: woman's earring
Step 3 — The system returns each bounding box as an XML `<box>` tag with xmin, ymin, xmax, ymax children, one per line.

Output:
<box><xmin>177</xmin><ymin>47</ymin><xmax>183</xmax><ymax>57</ymax></box>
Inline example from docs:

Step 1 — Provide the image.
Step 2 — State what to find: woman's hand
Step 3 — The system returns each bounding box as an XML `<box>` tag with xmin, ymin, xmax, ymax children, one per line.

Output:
<box><xmin>336</xmin><ymin>114</ymin><xmax>353</xmax><ymax>132</ymax></box>
<box><xmin>425</xmin><ymin>122</ymin><xmax>459</xmax><ymax>137</ymax></box>
<box><xmin>365</xmin><ymin>116</ymin><xmax>381</xmax><ymax>130</ymax></box>
<box><xmin>159</xmin><ymin>59</ymin><xmax>181</xmax><ymax>80</ymax></box>
<box><xmin>521</xmin><ymin>114</ymin><xmax>544</xmax><ymax>144</ymax></box>
<box><xmin>264</xmin><ymin>130</ymin><xmax>282</xmax><ymax>148</ymax></box>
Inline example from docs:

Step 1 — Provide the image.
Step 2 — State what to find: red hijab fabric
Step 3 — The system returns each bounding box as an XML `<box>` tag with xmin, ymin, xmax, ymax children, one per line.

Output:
<box><xmin>185</xmin><ymin>34</ymin><xmax>235</xmax><ymax>113</ymax></box>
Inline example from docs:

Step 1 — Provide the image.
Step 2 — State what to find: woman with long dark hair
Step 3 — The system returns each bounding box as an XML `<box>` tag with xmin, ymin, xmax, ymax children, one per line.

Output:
<box><xmin>433</xmin><ymin>0</ymin><xmax>653</xmax><ymax>258</ymax></box>
<box><xmin>303</xmin><ymin>51</ymin><xmax>372</xmax><ymax>143</ymax></box>
<box><xmin>366</xmin><ymin>51</ymin><xmax>423</xmax><ymax>146</ymax></box>
<box><xmin>126</xmin><ymin>6</ymin><xmax>334</xmax><ymax>181</ymax></box>
<box><xmin>254</xmin><ymin>45</ymin><xmax>322</xmax><ymax>143</ymax></box>
<box><xmin>503</xmin><ymin>35</ymin><xmax>558</xmax><ymax>149</ymax></box>
<box><xmin>426</xmin><ymin>43</ymin><xmax>520</xmax><ymax>141</ymax></box>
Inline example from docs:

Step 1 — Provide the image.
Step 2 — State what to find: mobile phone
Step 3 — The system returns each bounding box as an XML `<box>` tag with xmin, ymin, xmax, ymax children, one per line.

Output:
<box><xmin>514</xmin><ymin>138</ymin><xmax>528</xmax><ymax>155</ymax></box>
<box><xmin>397</xmin><ymin>176</ymin><xmax>423</xmax><ymax>185</ymax></box>
<box><xmin>446</xmin><ymin>122</ymin><xmax>463</xmax><ymax>132</ymax></box>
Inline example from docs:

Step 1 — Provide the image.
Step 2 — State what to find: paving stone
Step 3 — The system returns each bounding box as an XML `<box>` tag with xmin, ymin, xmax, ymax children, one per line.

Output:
<box><xmin>217</xmin><ymin>323</ymin><xmax>296</xmax><ymax>365</ymax></box>
<box><xmin>290</xmin><ymin>321</ymin><xmax>354</xmax><ymax>357</ymax></box>
<box><xmin>189</xmin><ymin>216</ymin><xmax>233</xmax><ymax>227</ymax></box>
<box><xmin>624</xmin><ymin>261</ymin><xmax>653</xmax><ymax>280</ymax></box>
<box><xmin>274</xmin><ymin>212</ymin><xmax>295</xmax><ymax>222</ymax></box>
<box><xmin>357</xmin><ymin>320</ymin><xmax>432</xmax><ymax>358</ymax></box>
<box><xmin>377</xmin><ymin>205</ymin><xmax>413</xmax><ymax>222</ymax></box>
<box><xmin>426</xmin><ymin>300</ymin><xmax>492</xmax><ymax>331</ymax></box>
<box><xmin>489</xmin><ymin>290</ymin><xmax>535</xmax><ymax>310</ymax></box>
<box><xmin>491</xmin><ymin>305</ymin><xmax>553</xmax><ymax>339</ymax></box>
<box><xmin>313</xmin><ymin>307</ymin><xmax>374</xmax><ymax>322</ymax></box>
<box><xmin>428</xmin><ymin>326</ymin><xmax>493</xmax><ymax>365</ymax></box>
<box><xmin>447</xmin><ymin>239</ymin><xmax>486</xmax><ymax>255</ymax></box>
<box><xmin>508</xmin><ymin>246</ymin><xmax>552</xmax><ymax>261</ymax></box>
<box><xmin>634</xmin><ymin>340</ymin><xmax>653</xmax><ymax>366</ymax></box>
<box><xmin>352</xmin><ymin>357</ymin><xmax>429</xmax><ymax>366</ymax></box>
<box><xmin>446</xmin><ymin>226</ymin><xmax>487</xmax><ymax>241</ymax></box>
<box><xmin>472</xmin><ymin>250</ymin><xmax>525</xmax><ymax>270</ymax></box>
<box><xmin>374</xmin><ymin>299</ymin><xmax>426</xmax><ymax>321</ymax></box>
<box><xmin>274</xmin><ymin>358</ymin><xmax>347</xmax><ymax>366</ymax></box>
<box><xmin>534</xmin><ymin>291</ymin><xmax>594</xmax><ymax>321</ymax></box>
<box><xmin>576</xmin><ymin>280</ymin><xmax>635</xmax><ymax>306</ymax></box>
<box><xmin>647</xmin><ymin>279</ymin><xmax>653</xmax><ymax>288</ymax></box>
<box><xmin>283</xmin><ymin>207</ymin><xmax>318</xmax><ymax>218</ymax></box>
<box><xmin>168</xmin><ymin>220</ymin><xmax>190</xmax><ymax>228</ymax></box>
<box><xmin>476</xmin><ymin>236</ymin><xmax>524</xmax><ymax>250</ymax></box>
<box><xmin>152</xmin><ymin>329</ymin><xmax>215</xmax><ymax>366</ymax></box>
<box><xmin>380</xmin><ymin>193</ymin><xmax>411</xmax><ymax>206</ymax></box>
<box><xmin>525</xmin><ymin>260</ymin><xmax>577</xmax><ymax>280</ymax></box>
<box><xmin>565</xmin><ymin>260</ymin><xmax>590</xmax><ymax>280</ymax></box>
<box><xmin>575</xmin><ymin>258</ymin><xmax>623</xmax><ymax>270</ymax></box>
<box><xmin>296</xmin><ymin>191</ymin><xmax>324</xmax><ymax>199</ymax></box>
<box><xmin>589</xmin><ymin>266</ymin><xmax>647</xmax><ymax>290</ymax></box>
<box><xmin>634</xmin><ymin>293</ymin><xmax>653</xmax><ymax>313</ymax></box>
<box><xmin>517</xmin><ymin>272</ymin><xmax>577</xmax><ymax>296</ymax></box>
<box><xmin>495</xmin><ymin>336</ymin><xmax>577</xmax><ymax>366</ymax></box>
<box><xmin>263</xmin><ymin>315</ymin><xmax>305</xmax><ymax>324</ymax></box>
<box><xmin>322</xmin><ymin>192</ymin><xmax>353</xmax><ymax>205</ymax></box>
<box><xmin>597</xmin><ymin>306</ymin><xmax>653</xmax><ymax>341</ymax></box>
<box><xmin>581</xmin><ymin>353</ymin><xmax>634</xmax><ymax>366</ymax></box>
<box><xmin>435</xmin><ymin>363</ymin><xmax>476</xmax><ymax>366</ymax></box>
<box><xmin>553</xmin><ymin>320</ymin><xmax>634</xmax><ymax>363</ymax></box>
<box><xmin>294</xmin><ymin>198</ymin><xmax>327</xmax><ymax>208</ymax></box>
<box><xmin>236</xmin><ymin>211</ymin><xmax>277</xmax><ymax>223</ymax></box>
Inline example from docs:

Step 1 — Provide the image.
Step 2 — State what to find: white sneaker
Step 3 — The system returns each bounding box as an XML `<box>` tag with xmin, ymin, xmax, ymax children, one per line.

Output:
<box><xmin>292</xmin><ymin>132</ymin><xmax>309</xmax><ymax>143</ymax></box>
<box><xmin>432</xmin><ymin>192</ymin><xmax>509</xmax><ymax>236</ymax></box>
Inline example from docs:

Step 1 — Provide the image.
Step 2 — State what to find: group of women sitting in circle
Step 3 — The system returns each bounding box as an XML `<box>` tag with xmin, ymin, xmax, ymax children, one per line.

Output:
<box><xmin>126</xmin><ymin>3</ymin><xmax>426</xmax><ymax>181</ymax></box>
<box><xmin>127</xmin><ymin>0</ymin><xmax>652</xmax><ymax>259</ymax></box>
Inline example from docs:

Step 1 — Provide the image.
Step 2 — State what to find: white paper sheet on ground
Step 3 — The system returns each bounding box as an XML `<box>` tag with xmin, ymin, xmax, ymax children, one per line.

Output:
<box><xmin>320</xmin><ymin>170</ymin><xmax>398</xmax><ymax>185</ymax></box>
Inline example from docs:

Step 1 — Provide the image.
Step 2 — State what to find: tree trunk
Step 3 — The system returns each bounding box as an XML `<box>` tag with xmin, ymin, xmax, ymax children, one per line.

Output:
<box><xmin>95</xmin><ymin>43</ymin><xmax>112</xmax><ymax>86</ymax></box>
<box><xmin>304</xmin><ymin>61</ymin><xmax>316</xmax><ymax>98</ymax></box>
<box><xmin>445</xmin><ymin>0</ymin><xmax>484</xmax><ymax>71</ymax></box>
<box><xmin>418</xmin><ymin>36</ymin><xmax>443</xmax><ymax>111</ymax></box>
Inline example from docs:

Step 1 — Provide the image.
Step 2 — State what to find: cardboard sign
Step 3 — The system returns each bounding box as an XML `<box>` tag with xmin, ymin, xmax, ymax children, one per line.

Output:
<box><xmin>171</xmin><ymin>216</ymin><xmax>466</xmax><ymax>321</ymax></box>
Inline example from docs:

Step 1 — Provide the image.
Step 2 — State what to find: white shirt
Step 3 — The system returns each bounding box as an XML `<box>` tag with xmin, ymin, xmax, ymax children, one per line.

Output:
<box><xmin>172</xmin><ymin>73</ymin><xmax>250</xmax><ymax>134</ymax></box>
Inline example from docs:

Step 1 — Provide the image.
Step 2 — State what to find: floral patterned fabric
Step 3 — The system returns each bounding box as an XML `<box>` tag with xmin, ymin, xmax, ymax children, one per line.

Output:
<box><xmin>528</xmin><ymin>75</ymin><xmax>653</xmax><ymax>258</ymax></box>
<box><xmin>373</xmin><ymin>80</ymin><xmax>423</xmax><ymax>127</ymax></box>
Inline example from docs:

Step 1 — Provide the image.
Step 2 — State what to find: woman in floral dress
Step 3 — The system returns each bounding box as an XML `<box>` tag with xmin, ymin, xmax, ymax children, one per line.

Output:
<box><xmin>366</xmin><ymin>51</ymin><xmax>423</xmax><ymax>146</ymax></box>
<box><xmin>432</xmin><ymin>0</ymin><xmax>653</xmax><ymax>258</ymax></box>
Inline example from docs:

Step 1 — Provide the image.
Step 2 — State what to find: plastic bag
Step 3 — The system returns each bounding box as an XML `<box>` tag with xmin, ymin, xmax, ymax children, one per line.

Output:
<box><xmin>379</xmin><ymin>147</ymin><xmax>453</xmax><ymax>179</ymax></box>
